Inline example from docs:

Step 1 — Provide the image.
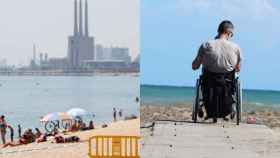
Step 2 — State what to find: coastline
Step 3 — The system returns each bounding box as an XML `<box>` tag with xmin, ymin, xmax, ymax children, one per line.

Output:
<box><xmin>140</xmin><ymin>104</ymin><xmax>280</xmax><ymax>129</ymax></box>
<box><xmin>0</xmin><ymin>72</ymin><xmax>139</xmax><ymax>77</ymax></box>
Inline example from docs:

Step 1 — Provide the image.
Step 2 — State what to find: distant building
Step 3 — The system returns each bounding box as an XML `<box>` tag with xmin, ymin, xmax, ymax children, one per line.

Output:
<box><xmin>44</xmin><ymin>53</ymin><xmax>48</xmax><ymax>62</ymax></box>
<box><xmin>95</xmin><ymin>44</ymin><xmax>104</xmax><ymax>60</ymax></box>
<box><xmin>39</xmin><ymin>53</ymin><xmax>50</xmax><ymax>69</ymax></box>
<box><xmin>68</xmin><ymin>0</ymin><xmax>95</xmax><ymax>68</ymax></box>
<box><xmin>48</xmin><ymin>57</ymin><xmax>68</xmax><ymax>69</ymax></box>
<box><xmin>24</xmin><ymin>0</ymin><xmax>138</xmax><ymax>73</ymax></box>
<box><xmin>95</xmin><ymin>45</ymin><xmax>131</xmax><ymax>63</ymax></box>
<box><xmin>133</xmin><ymin>54</ymin><xmax>140</xmax><ymax>64</ymax></box>
<box><xmin>39</xmin><ymin>53</ymin><xmax>43</xmax><ymax>65</ymax></box>
<box><xmin>130</xmin><ymin>54</ymin><xmax>140</xmax><ymax>72</ymax></box>
<box><xmin>103</xmin><ymin>47</ymin><xmax>113</xmax><ymax>60</ymax></box>
<box><xmin>111</xmin><ymin>47</ymin><xmax>131</xmax><ymax>63</ymax></box>
<box><xmin>0</xmin><ymin>58</ymin><xmax>7</xmax><ymax>68</ymax></box>
<box><xmin>30</xmin><ymin>44</ymin><xmax>38</xmax><ymax>69</ymax></box>
<box><xmin>82</xmin><ymin>60</ymin><xmax>128</xmax><ymax>70</ymax></box>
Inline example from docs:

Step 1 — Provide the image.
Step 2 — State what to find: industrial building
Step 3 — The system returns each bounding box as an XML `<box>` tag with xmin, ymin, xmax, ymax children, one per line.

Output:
<box><xmin>26</xmin><ymin>0</ymin><xmax>138</xmax><ymax>73</ymax></box>
<box><xmin>67</xmin><ymin>0</ymin><xmax>95</xmax><ymax>68</ymax></box>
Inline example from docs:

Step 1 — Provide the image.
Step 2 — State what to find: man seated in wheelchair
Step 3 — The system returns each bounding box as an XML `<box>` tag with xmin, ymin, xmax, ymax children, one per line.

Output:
<box><xmin>192</xmin><ymin>20</ymin><xmax>242</xmax><ymax>123</ymax></box>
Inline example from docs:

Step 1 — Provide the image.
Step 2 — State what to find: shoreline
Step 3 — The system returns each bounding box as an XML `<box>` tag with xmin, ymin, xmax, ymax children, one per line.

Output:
<box><xmin>141</xmin><ymin>104</ymin><xmax>280</xmax><ymax>129</ymax></box>
<box><xmin>141</xmin><ymin>101</ymin><xmax>280</xmax><ymax>110</ymax></box>
<box><xmin>0</xmin><ymin>72</ymin><xmax>139</xmax><ymax>77</ymax></box>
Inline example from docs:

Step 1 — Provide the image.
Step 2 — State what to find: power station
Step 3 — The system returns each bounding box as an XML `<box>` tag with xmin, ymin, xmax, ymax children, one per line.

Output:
<box><xmin>67</xmin><ymin>0</ymin><xmax>95</xmax><ymax>68</ymax></box>
<box><xmin>12</xmin><ymin>0</ymin><xmax>140</xmax><ymax>74</ymax></box>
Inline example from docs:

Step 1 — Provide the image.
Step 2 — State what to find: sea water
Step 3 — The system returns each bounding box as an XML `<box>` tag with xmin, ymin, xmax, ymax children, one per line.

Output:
<box><xmin>141</xmin><ymin>85</ymin><xmax>280</xmax><ymax>108</ymax></box>
<box><xmin>0</xmin><ymin>76</ymin><xmax>139</xmax><ymax>130</ymax></box>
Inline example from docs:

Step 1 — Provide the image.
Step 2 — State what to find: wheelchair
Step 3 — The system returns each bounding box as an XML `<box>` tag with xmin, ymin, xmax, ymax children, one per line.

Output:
<box><xmin>192</xmin><ymin>69</ymin><xmax>242</xmax><ymax>125</ymax></box>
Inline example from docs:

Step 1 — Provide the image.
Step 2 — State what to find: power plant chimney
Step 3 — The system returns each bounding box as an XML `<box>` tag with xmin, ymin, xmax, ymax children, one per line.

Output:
<box><xmin>74</xmin><ymin>0</ymin><xmax>78</xmax><ymax>36</ymax></box>
<box><xmin>33</xmin><ymin>44</ymin><xmax>37</xmax><ymax>63</ymax></box>
<box><xmin>85</xmin><ymin>0</ymin><xmax>89</xmax><ymax>37</ymax></box>
<box><xmin>79</xmin><ymin>0</ymin><xmax>83</xmax><ymax>36</ymax></box>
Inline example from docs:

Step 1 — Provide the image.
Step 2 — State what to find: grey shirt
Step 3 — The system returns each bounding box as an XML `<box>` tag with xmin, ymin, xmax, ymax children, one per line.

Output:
<box><xmin>196</xmin><ymin>39</ymin><xmax>242</xmax><ymax>73</ymax></box>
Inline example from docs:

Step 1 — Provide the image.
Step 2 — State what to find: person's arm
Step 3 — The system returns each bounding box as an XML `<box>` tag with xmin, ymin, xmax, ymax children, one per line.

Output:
<box><xmin>235</xmin><ymin>63</ymin><xmax>241</xmax><ymax>72</ymax></box>
<box><xmin>192</xmin><ymin>45</ymin><xmax>203</xmax><ymax>70</ymax></box>
<box><xmin>4</xmin><ymin>121</ymin><xmax>8</xmax><ymax>128</ymax></box>
<box><xmin>235</xmin><ymin>47</ymin><xmax>242</xmax><ymax>72</ymax></box>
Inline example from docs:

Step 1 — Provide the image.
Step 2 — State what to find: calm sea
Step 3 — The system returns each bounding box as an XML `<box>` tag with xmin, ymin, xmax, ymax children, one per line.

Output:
<box><xmin>141</xmin><ymin>85</ymin><xmax>280</xmax><ymax>109</ymax></box>
<box><xmin>0</xmin><ymin>76</ymin><xmax>139</xmax><ymax>130</ymax></box>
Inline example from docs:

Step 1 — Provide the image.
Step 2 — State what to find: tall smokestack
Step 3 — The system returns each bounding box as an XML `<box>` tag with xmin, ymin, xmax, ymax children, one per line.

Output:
<box><xmin>85</xmin><ymin>0</ymin><xmax>89</xmax><ymax>37</ymax></box>
<box><xmin>33</xmin><ymin>44</ymin><xmax>36</xmax><ymax>62</ymax></box>
<box><xmin>74</xmin><ymin>0</ymin><xmax>78</xmax><ymax>36</ymax></box>
<box><xmin>79</xmin><ymin>0</ymin><xmax>83</xmax><ymax>36</ymax></box>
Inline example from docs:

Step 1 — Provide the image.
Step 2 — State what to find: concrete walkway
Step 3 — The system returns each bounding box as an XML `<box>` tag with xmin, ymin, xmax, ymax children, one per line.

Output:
<box><xmin>141</xmin><ymin>121</ymin><xmax>280</xmax><ymax>158</ymax></box>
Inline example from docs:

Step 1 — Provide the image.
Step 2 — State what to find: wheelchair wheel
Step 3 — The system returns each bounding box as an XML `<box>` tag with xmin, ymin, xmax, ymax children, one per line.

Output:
<box><xmin>235</xmin><ymin>78</ymin><xmax>242</xmax><ymax>125</ymax></box>
<box><xmin>192</xmin><ymin>79</ymin><xmax>201</xmax><ymax>123</ymax></box>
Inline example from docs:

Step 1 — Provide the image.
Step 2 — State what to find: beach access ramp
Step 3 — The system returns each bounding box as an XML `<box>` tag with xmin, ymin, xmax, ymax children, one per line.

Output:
<box><xmin>141</xmin><ymin>121</ymin><xmax>280</xmax><ymax>158</ymax></box>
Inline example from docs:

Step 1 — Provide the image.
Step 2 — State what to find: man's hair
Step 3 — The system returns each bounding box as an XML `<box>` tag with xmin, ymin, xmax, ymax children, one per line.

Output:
<box><xmin>217</xmin><ymin>20</ymin><xmax>234</xmax><ymax>34</ymax></box>
<box><xmin>0</xmin><ymin>115</ymin><xmax>4</xmax><ymax>119</ymax></box>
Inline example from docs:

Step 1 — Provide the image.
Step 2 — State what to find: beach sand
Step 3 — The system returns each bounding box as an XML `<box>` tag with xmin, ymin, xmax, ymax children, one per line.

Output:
<box><xmin>0</xmin><ymin>119</ymin><xmax>140</xmax><ymax>158</ymax></box>
<box><xmin>141</xmin><ymin>104</ymin><xmax>280</xmax><ymax>129</ymax></box>
<box><xmin>141</xmin><ymin>121</ymin><xmax>280</xmax><ymax>158</ymax></box>
<box><xmin>140</xmin><ymin>104</ymin><xmax>280</xmax><ymax>158</ymax></box>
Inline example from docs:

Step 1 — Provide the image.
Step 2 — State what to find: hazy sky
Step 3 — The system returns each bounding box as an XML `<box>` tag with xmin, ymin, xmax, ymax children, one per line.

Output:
<box><xmin>0</xmin><ymin>0</ymin><xmax>139</xmax><ymax>66</ymax></box>
<box><xmin>141</xmin><ymin>0</ymin><xmax>280</xmax><ymax>91</ymax></box>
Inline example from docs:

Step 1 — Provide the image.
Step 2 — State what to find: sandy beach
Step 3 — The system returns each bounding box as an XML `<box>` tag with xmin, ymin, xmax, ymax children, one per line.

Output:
<box><xmin>141</xmin><ymin>104</ymin><xmax>280</xmax><ymax>129</ymax></box>
<box><xmin>140</xmin><ymin>104</ymin><xmax>280</xmax><ymax>158</ymax></box>
<box><xmin>0</xmin><ymin>119</ymin><xmax>140</xmax><ymax>158</ymax></box>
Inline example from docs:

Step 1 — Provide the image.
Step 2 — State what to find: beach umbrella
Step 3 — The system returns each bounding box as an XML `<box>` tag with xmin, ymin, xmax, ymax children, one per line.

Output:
<box><xmin>67</xmin><ymin>108</ymin><xmax>88</xmax><ymax>118</ymax></box>
<box><xmin>40</xmin><ymin>112</ymin><xmax>71</xmax><ymax>122</ymax></box>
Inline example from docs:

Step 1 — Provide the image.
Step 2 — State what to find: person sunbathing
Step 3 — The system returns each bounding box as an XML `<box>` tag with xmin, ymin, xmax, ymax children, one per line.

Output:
<box><xmin>36</xmin><ymin>134</ymin><xmax>47</xmax><ymax>143</ymax></box>
<box><xmin>2</xmin><ymin>130</ymin><xmax>34</xmax><ymax>148</ymax></box>
<box><xmin>2</xmin><ymin>142</ymin><xmax>22</xmax><ymax>148</ymax></box>
<box><xmin>52</xmin><ymin>135</ymin><xmax>80</xmax><ymax>144</ymax></box>
<box><xmin>35</xmin><ymin>128</ymin><xmax>42</xmax><ymax>139</ymax></box>
<box><xmin>22</xmin><ymin>129</ymin><xmax>36</xmax><ymax>143</ymax></box>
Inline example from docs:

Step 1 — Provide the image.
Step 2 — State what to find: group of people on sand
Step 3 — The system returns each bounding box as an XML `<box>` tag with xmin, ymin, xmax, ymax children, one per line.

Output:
<box><xmin>68</xmin><ymin>119</ymin><xmax>95</xmax><ymax>132</ymax></box>
<box><xmin>3</xmin><ymin>127</ymin><xmax>80</xmax><ymax>148</ymax></box>
<box><xmin>1</xmin><ymin>116</ymin><xmax>44</xmax><ymax>148</ymax></box>
<box><xmin>0</xmin><ymin>115</ymin><xmax>95</xmax><ymax>148</ymax></box>
<box><xmin>113</xmin><ymin>108</ymin><xmax>123</xmax><ymax>122</ymax></box>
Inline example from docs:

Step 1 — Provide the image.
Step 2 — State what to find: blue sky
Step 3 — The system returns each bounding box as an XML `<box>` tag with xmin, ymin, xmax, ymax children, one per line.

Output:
<box><xmin>141</xmin><ymin>0</ymin><xmax>280</xmax><ymax>91</ymax></box>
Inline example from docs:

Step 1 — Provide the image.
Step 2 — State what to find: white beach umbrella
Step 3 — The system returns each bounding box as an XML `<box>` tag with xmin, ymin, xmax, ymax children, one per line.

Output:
<box><xmin>67</xmin><ymin>108</ymin><xmax>88</xmax><ymax>118</ymax></box>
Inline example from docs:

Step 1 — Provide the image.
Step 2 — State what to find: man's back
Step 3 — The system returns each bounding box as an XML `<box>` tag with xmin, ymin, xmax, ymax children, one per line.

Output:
<box><xmin>198</xmin><ymin>39</ymin><xmax>241</xmax><ymax>73</ymax></box>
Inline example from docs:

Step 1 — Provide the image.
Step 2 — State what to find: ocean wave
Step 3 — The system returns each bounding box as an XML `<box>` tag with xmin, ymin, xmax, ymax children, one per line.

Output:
<box><xmin>250</xmin><ymin>102</ymin><xmax>265</xmax><ymax>106</ymax></box>
<box><xmin>245</xmin><ymin>102</ymin><xmax>280</xmax><ymax>107</ymax></box>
